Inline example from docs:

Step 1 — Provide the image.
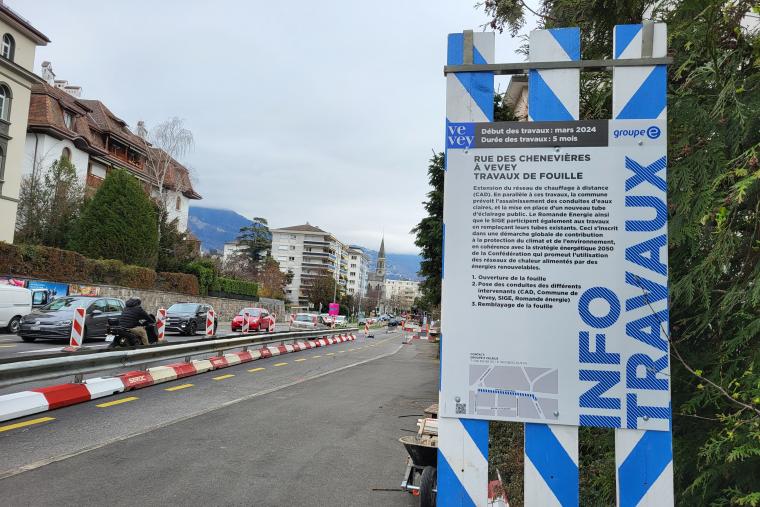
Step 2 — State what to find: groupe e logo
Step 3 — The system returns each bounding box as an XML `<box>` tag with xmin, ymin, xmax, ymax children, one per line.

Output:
<box><xmin>613</xmin><ymin>125</ymin><xmax>661</xmax><ymax>140</ymax></box>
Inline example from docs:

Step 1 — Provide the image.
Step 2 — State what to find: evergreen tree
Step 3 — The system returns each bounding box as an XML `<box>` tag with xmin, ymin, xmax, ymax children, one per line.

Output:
<box><xmin>156</xmin><ymin>206</ymin><xmax>197</xmax><ymax>272</ymax></box>
<box><xmin>70</xmin><ymin>169</ymin><xmax>159</xmax><ymax>268</ymax></box>
<box><xmin>237</xmin><ymin>217</ymin><xmax>272</xmax><ymax>265</ymax></box>
<box><xmin>411</xmin><ymin>152</ymin><xmax>445</xmax><ymax>309</ymax></box>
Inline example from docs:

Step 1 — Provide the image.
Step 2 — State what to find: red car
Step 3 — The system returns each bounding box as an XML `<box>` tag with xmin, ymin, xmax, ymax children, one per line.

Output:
<box><xmin>231</xmin><ymin>307</ymin><xmax>276</xmax><ymax>333</ymax></box>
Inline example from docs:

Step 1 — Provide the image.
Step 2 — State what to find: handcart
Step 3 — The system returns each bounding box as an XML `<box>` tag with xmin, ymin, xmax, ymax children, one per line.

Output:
<box><xmin>400</xmin><ymin>405</ymin><xmax>439</xmax><ymax>506</ymax></box>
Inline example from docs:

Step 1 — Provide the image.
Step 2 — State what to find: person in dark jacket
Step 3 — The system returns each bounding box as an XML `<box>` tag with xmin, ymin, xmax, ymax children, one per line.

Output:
<box><xmin>119</xmin><ymin>298</ymin><xmax>151</xmax><ymax>346</ymax></box>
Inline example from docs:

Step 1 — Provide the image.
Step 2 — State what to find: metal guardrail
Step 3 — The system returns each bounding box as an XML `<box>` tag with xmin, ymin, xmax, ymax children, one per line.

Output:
<box><xmin>0</xmin><ymin>328</ymin><xmax>358</xmax><ymax>390</ymax></box>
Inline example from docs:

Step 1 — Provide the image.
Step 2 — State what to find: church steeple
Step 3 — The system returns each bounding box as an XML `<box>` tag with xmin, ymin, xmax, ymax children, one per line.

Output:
<box><xmin>376</xmin><ymin>235</ymin><xmax>386</xmax><ymax>277</ymax></box>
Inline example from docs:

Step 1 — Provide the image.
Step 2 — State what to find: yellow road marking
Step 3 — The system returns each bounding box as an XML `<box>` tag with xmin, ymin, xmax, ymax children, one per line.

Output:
<box><xmin>312</xmin><ymin>355</ymin><xmax>321</xmax><ymax>358</ymax></box>
<box><xmin>295</xmin><ymin>358</ymin><xmax>307</xmax><ymax>362</ymax></box>
<box><xmin>0</xmin><ymin>344</ymin><xmax>16</xmax><ymax>348</ymax></box>
<box><xmin>97</xmin><ymin>396</ymin><xmax>138</xmax><ymax>408</ymax></box>
<box><xmin>165</xmin><ymin>383</ymin><xmax>193</xmax><ymax>391</ymax></box>
<box><xmin>274</xmin><ymin>362</ymin><xmax>288</xmax><ymax>367</ymax></box>
<box><xmin>0</xmin><ymin>416</ymin><xmax>55</xmax><ymax>432</ymax></box>
<box><xmin>248</xmin><ymin>367</ymin><xmax>265</xmax><ymax>373</ymax></box>
<box><xmin>326</xmin><ymin>352</ymin><xmax>335</xmax><ymax>356</ymax></box>
<box><xmin>213</xmin><ymin>374</ymin><xmax>235</xmax><ymax>380</ymax></box>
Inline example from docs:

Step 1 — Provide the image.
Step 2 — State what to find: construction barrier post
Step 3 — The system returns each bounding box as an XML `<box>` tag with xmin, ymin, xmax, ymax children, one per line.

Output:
<box><xmin>206</xmin><ymin>309</ymin><xmax>215</xmax><ymax>337</ymax></box>
<box><xmin>69</xmin><ymin>306</ymin><xmax>86</xmax><ymax>348</ymax></box>
<box><xmin>242</xmin><ymin>310</ymin><xmax>250</xmax><ymax>334</ymax></box>
<box><xmin>156</xmin><ymin>308</ymin><xmax>166</xmax><ymax>342</ymax></box>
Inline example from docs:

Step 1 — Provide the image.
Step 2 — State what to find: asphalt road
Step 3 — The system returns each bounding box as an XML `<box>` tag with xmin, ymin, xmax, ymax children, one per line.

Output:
<box><xmin>0</xmin><ymin>322</ymin><xmax>290</xmax><ymax>361</ymax></box>
<box><xmin>0</xmin><ymin>330</ymin><xmax>436</xmax><ymax>506</ymax></box>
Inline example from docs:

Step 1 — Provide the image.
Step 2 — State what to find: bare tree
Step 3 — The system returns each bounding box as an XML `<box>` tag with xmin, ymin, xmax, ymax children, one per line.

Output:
<box><xmin>137</xmin><ymin>117</ymin><xmax>194</xmax><ymax>221</ymax></box>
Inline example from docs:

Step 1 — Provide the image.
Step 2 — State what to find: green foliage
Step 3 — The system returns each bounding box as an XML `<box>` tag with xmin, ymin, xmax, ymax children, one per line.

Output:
<box><xmin>305</xmin><ymin>271</ymin><xmax>338</xmax><ymax>310</ymax></box>
<box><xmin>0</xmin><ymin>241</ymin><xmax>199</xmax><ymax>295</ymax></box>
<box><xmin>15</xmin><ymin>156</ymin><xmax>84</xmax><ymax>248</ymax></box>
<box><xmin>184</xmin><ymin>259</ymin><xmax>219</xmax><ymax>296</ymax></box>
<box><xmin>483</xmin><ymin>0</ymin><xmax>760</xmax><ymax>504</ymax></box>
<box><xmin>70</xmin><ymin>169</ymin><xmax>158</xmax><ymax>268</ymax></box>
<box><xmin>156</xmin><ymin>206</ymin><xmax>198</xmax><ymax>273</ymax></box>
<box><xmin>411</xmin><ymin>152</ymin><xmax>445</xmax><ymax>308</ymax></box>
<box><xmin>211</xmin><ymin>277</ymin><xmax>258</xmax><ymax>298</ymax></box>
<box><xmin>237</xmin><ymin>217</ymin><xmax>272</xmax><ymax>264</ymax></box>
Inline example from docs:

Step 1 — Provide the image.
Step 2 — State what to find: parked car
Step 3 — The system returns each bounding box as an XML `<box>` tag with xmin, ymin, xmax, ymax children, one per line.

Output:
<box><xmin>320</xmin><ymin>313</ymin><xmax>334</xmax><ymax>326</ymax></box>
<box><xmin>333</xmin><ymin>315</ymin><xmax>347</xmax><ymax>327</ymax></box>
<box><xmin>231</xmin><ymin>307</ymin><xmax>276</xmax><ymax>332</ymax></box>
<box><xmin>17</xmin><ymin>296</ymin><xmax>125</xmax><ymax>342</ymax></box>
<box><xmin>290</xmin><ymin>312</ymin><xmax>323</xmax><ymax>331</ymax></box>
<box><xmin>0</xmin><ymin>285</ymin><xmax>32</xmax><ymax>334</ymax></box>
<box><xmin>165</xmin><ymin>302</ymin><xmax>217</xmax><ymax>336</ymax></box>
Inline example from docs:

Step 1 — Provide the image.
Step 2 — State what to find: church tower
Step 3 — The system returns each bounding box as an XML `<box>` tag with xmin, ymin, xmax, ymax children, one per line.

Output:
<box><xmin>376</xmin><ymin>236</ymin><xmax>386</xmax><ymax>277</ymax></box>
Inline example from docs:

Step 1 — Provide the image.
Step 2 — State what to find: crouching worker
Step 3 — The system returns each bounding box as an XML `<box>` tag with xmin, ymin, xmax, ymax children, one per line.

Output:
<box><xmin>119</xmin><ymin>298</ymin><xmax>151</xmax><ymax>346</ymax></box>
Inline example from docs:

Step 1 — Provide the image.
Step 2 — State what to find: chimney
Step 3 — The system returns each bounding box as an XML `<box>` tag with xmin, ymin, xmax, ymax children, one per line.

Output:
<box><xmin>40</xmin><ymin>61</ymin><xmax>55</xmax><ymax>84</ymax></box>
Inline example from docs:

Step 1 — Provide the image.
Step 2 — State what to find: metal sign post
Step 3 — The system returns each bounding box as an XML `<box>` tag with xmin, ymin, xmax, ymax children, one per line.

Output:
<box><xmin>439</xmin><ymin>23</ymin><xmax>672</xmax><ymax>507</ymax></box>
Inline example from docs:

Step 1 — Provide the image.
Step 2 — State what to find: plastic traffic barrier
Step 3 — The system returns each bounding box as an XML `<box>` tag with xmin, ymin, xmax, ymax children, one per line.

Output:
<box><xmin>70</xmin><ymin>307</ymin><xmax>86</xmax><ymax>348</ymax></box>
<box><xmin>205</xmin><ymin>309</ymin><xmax>215</xmax><ymax>337</ymax></box>
<box><xmin>156</xmin><ymin>308</ymin><xmax>167</xmax><ymax>342</ymax></box>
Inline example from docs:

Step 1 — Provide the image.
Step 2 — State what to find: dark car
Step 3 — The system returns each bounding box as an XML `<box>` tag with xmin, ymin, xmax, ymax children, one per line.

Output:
<box><xmin>165</xmin><ymin>302</ymin><xmax>217</xmax><ymax>336</ymax></box>
<box><xmin>18</xmin><ymin>296</ymin><xmax>125</xmax><ymax>342</ymax></box>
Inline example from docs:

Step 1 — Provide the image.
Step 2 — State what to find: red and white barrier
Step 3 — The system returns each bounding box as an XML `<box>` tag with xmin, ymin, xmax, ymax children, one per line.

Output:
<box><xmin>156</xmin><ymin>308</ymin><xmax>166</xmax><ymax>342</ymax></box>
<box><xmin>269</xmin><ymin>314</ymin><xmax>276</xmax><ymax>332</ymax></box>
<box><xmin>242</xmin><ymin>310</ymin><xmax>250</xmax><ymax>334</ymax></box>
<box><xmin>206</xmin><ymin>309</ymin><xmax>215</xmax><ymax>337</ymax></box>
<box><xmin>69</xmin><ymin>307</ymin><xmax>86</xmax><ymax>348</ymax></box>
<box><xmin>0</xmin><ymin>333</ymin><xmax>358</xmax><ymax>422</ymax></box>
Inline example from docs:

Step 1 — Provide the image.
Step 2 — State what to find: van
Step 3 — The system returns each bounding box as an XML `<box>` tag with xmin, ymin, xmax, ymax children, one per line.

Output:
<box><xmin>0</xmin><ymin>285</ymin><xmax>32</xmax><ymax>334</ymax></box>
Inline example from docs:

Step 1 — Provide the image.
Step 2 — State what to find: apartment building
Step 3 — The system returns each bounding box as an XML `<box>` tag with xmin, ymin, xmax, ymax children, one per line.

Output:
<box><xmin>385</xmin><ymin>279</ymin><xmax>421</xmax><ymax>312</ymax></box>
<box><xmin>270</xmin><ymin>223</ymin><xmax>347</xmax><ymax>306</ymax></box>
<box><xmin>0</xmin><ymin>4</ymin><xmax>48</xmax><ymax>242</ymax></box>
<box><xmin>346</xmin><ymin>245</ymin><xmax>369</xmax><ymax>298</ymax></box>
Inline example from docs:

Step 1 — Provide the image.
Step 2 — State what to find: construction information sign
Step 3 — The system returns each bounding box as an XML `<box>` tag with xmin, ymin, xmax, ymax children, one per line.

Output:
<box><xmin>440</xmin><ymin>119</ymin><xmax>670</xmax><ymax>431</ymax></box>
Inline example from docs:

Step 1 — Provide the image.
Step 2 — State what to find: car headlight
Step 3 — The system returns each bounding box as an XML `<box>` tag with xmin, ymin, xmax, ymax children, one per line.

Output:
<box><xmin>57</xmin><ymin>320</ymin><xmax>72</xmax><ymax>326</ymax></box>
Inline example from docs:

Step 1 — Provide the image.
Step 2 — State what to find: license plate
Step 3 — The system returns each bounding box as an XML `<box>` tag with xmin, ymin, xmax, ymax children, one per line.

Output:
<box><xmin>105</xmin><ymin>334</ymin><xmax>115</xmax><ymax>342</ymax></box>
<box><xmin>31</xmin><ymin>326</ymin><xmax>40</xmax><ymax>331</ymax></box>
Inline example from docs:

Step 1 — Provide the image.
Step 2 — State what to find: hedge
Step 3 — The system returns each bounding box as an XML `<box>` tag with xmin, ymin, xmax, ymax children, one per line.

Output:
<box><xmin>212</xmin><ymin>277</ymin><xmax>258</xmax><ymax>298</ymax></box>
<box><xmin>0</xmin><ymin>242</ymin><xmax>199</xmax><ymax>295</ymax></box>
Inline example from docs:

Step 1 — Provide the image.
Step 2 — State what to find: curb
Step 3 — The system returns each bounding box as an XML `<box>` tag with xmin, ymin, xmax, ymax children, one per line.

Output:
<box><xmin>0</xmin><ymin>333</ymin><xmax>356</xmax><ymax>423</ymax></box>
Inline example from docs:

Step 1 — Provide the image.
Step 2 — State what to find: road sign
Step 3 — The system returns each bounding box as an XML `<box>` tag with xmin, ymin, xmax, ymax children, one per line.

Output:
<box><xmin>69</xmin><ymin>307</ymin><xmax>86</xmax><ymax>348</ymax></box>
<box><xmin>206</xmin><ymin>309</ymin><xmax>215</xmax><ymax>337</ymax></box>
<box><xmin>157</xmin><ymin>308</ymin><xmax>166</xmax><ymax>342</ymax></box>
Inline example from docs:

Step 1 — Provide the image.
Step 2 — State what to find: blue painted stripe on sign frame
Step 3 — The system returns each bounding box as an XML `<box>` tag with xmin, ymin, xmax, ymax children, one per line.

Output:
<box><xmin>618</xmin><ymin>430</ymin><xmax>672</xmax><ymax>507</ymax></box>
<box><xmin>461</xmin><ymin>418</ymin><xmax>489</xmax><ymax>459</ymax></box>
<box><xmin>525</xmin><ymin>423</ymin><xmax>579</xmax><ymax>506</ymax></box>
<box><xmin>528</xmin><ymin>70</ymin><xmax>574</xmax><ymax>121</ymax></box>
<box><xmin>437</xmin><ymin>450</ymin><xmax>476</xmax><ymax>507</ymax></box>
<box><xmin>616</xmin><ymin>66</ymin><xmax>667</xmax><ymax>119</ymax></box>
<box><xmin>549</xmin><ymin>27</ymin><xmax>581</xmax><ymax>60</ymax></box>
<box><xmin>615</xmin><ymin>24</ymin><xmax>642</xmax><ymax>58</ymax></box>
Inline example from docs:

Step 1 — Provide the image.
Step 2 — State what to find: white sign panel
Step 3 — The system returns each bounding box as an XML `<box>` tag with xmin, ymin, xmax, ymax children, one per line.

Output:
<box><xmin>440</xmin><ymin>119</ymin><xmax>670</xmax><ymax>431</ymax></box>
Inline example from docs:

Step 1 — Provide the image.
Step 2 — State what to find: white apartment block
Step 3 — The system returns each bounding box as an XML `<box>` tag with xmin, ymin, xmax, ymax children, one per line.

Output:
<box><xmin>385</xmin><ymin>279</ymin><xmax>421</xmax><ymax>311</ymax></box>
<box><xmin>346</xmin><ymin>245</ymin><xmax>369</xmax><ymax>298</ymax></box>
<box><xmin>271</xmin><ymin>223</ymin><xmax>347</xmax><ymax>306</ymax></box>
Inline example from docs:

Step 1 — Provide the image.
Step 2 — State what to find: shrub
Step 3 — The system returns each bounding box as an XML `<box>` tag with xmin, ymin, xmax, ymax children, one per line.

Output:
<box><xmin>157</xmin><ymin>272</ymin><xmax>199</xmax><ymax>295</ymax></box>
<box><xmin>213</xmin><ymin>277</ymin><xmax>258</xmax><ymax>298</ymax></box>
<box><xmin>183</xmin><ymin>259</ymin><xmax>218</xmax><ymax>296</ymax></box>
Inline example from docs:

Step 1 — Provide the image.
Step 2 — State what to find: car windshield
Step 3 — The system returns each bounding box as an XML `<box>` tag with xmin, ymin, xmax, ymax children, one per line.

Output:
<box><xmin>335</xmin><ymin>316</ymin><xmax>346</xmax><ymax>321</ymax></box>
<box><xmin>239</xmin><ymin>308</ymin><xmax>261</xmax><ymax>316</ymax></box>
<box><xmin>295</xmin><ymin>314</ymin><xmax>313</xmax><ymax>322</ymax></box>
<box><xmin>168</xmin><ymin>303</ymin><xmax>198</xmax><ymax>313</ymax></box>
<box><xmin>40</xmin><ymin>297</ymin><xmax>90</xmax><ymax>311</ymax></box>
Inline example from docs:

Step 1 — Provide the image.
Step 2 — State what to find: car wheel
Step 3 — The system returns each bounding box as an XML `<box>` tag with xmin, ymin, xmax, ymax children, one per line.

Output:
<box><xmin>7</xmin><ymin>316</ymin><xmax>21</xmax><ymax>334</ymax></box>
<box><xmin>188</xmin><ymin>321</ymin><xmax>197</xmax><ymax>336</ymax></box>
<box><xmin>21</xmin><ymin>335</ymin><xmax>36</xmax><ymax>342</ymax></box>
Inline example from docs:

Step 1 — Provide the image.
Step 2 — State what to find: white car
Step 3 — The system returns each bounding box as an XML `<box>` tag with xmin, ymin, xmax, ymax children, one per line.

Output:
<box><xmin>333</xmin><ymin>315</ymin><xmax>347</xmax><ymax>327</ymax></box>
<box><xmin>290</xmin><ymin>313</ymin><xmax>319</xmax><ymax>331</ymax></box>
<box><xmin>0</xmin><ymin>285</ymin><xmax>32</xmax><ymax>334</ymax></box>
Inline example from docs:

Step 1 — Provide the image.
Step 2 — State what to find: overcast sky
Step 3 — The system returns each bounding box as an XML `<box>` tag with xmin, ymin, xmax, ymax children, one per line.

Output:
<box><xmin>10</xmin><ymin>1</ymin><xmax>535</xmax><ymax>254</ymax></box>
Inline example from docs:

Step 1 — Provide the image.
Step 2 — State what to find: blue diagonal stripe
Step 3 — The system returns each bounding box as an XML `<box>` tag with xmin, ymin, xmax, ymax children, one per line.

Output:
<box><xmin>617</xmin><ymin>66</ymin><xmax>667</xmax><ymax>119</ymax></box>
<box><xmin>437</xmin><ymin>450</ymin><xmax>476</xmax><ymax>507</ymax></box>
<box><xmin>461</xmin><ymin>418</ymin><xmax>489</xmax><ymax>459</ymax></box>
<box><xmin>615</xmin><ymin>24</ymin><xmax>642</xmax><ymax>58</ymax></box>
<box><xmin>618</xmin><ymin>431</ymin><xmax>672</xmax><ymax>507</ymax></box>
<box><xmin>529</xmin><ymin>70</ymin><xmax>574</xmax><ymax>120</ymax></box>
<box><xmin>525</xmin><ymin>423</ymin><xmax>579</xmax><ymax>506</ymax></box>
<box><xmin>447</xmin><ymin>33</ymin><xmax>463</xmax><ymax>65</ymax></box>
<box><xmin>455</xmin><ymin>72</ymin><xmax>495</xmax><ymax>121</ymax></box>
<box><xmin>549</xmin><ymin>27</ymin><xmax>580</xmax><ymax>60</ymax></box>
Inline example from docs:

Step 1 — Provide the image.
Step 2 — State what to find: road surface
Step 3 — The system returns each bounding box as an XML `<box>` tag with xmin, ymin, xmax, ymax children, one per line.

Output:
<box><xmin>0</xmin><ymin>330</ymin><xmax>437</xmax><ymax>506</ymax></box>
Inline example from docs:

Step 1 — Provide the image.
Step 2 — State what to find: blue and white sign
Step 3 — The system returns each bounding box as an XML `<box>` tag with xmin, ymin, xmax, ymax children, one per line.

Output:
<box><xmin>440</xmin><ymin>118</ymin><xmax>669</xmax><ymax>432</ymax></box>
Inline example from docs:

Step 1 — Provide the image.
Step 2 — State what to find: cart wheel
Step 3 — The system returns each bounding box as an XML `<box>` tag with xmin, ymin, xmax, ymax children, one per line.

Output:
<box><xmin>419</xmin><ymin>466</ymin><xmax>437</xmax><ymax>507</ymax></box>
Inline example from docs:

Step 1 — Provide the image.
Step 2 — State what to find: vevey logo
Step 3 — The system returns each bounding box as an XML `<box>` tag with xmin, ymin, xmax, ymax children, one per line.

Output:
<box><xmin>446</xmin><ymin>123</ymin><xmax>475</xmax><ymax>149</ymax></box>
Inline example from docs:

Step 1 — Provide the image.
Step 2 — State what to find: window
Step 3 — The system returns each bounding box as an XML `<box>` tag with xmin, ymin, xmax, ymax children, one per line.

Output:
<box><xmin>288</xmin><ymin>256</ymin><xmax>295</xmax><ymax>261</ymax></box>
<box><xmin>61</xmin><ymin>147</ymin><xmax>71</xmax><ymax>161</ymax></box>
<box><xmin>176</xmin><ymin>195</ymin><xmax>181</xmax><ymax>210</ymax></box>
<box><xmin>0</xmin><ymin>85</ymin><xmax>11</xmax><ymax>121</ymax></box>
<box><xmin>90</xmin><ymin>299</ymin><xmax>108</xmax><ymax>313</ymax></box>
<box><xmin>1</xmin><ymin>34</ymin><xmax>14</xmax><ymax>60</ymax></box>
<box><xmin>107</xmin><ymin>299</ymin><xmax>123</xmax><ymax>312</ymax></box>
<box><xmin>290</xmin><ymin>245</ymin><xmax>296</xmax><ymax>250</ymax></box>
<box><xmin>278</xmin><ymin>245</ymin><xmax>289</xmax><ymax>251</ymax></box>
<box><xmin>63</xmin><ymin>111</ymin><xmax>74</xmax><ymax>129</ymax></box>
